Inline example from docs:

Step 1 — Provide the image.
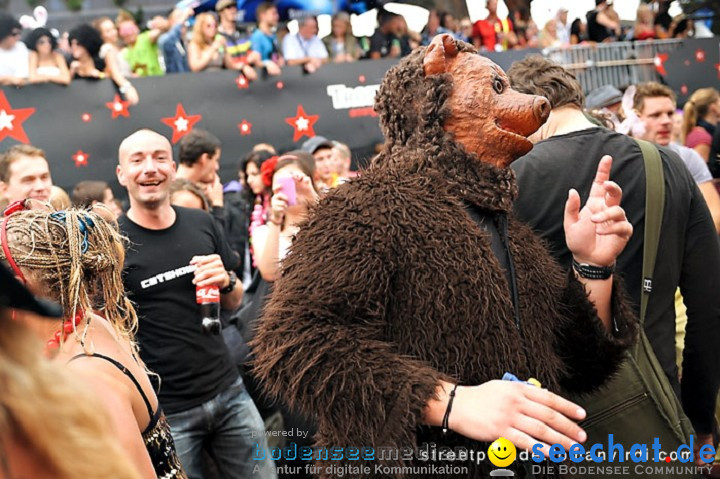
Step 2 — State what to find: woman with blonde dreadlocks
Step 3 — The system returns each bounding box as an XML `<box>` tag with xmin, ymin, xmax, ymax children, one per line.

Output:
<box><xmin>0</xmin><ymin>204</ymin><xmax>187</xmax><ymax>479</ymax></box>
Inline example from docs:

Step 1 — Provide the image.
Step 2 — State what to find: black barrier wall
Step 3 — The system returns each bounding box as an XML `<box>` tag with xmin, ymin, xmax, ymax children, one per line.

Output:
<box><xmin>0</xmin><ymin>59</ymin><xmax>395</xmax><ymax>195</ymax></box>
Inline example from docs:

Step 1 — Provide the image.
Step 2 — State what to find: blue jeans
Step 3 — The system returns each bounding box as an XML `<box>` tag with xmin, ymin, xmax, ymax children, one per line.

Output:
<box><xmin>166</xmin><ymin>376</ymin><xmax>277</xmax><ymax>479</ymax></box>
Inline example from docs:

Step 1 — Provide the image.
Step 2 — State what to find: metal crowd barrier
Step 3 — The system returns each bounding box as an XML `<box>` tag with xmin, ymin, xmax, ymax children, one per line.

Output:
<box><xmin>543</xmin><ymin>39</ymin><xmax>684</xmax><ymax>93</ymax></box>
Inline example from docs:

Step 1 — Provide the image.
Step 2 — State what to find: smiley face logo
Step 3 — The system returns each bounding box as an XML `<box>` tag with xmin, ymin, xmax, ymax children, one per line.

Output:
<box><xmin>488</xmin><ymin>437</ymin><xmax>517</xmax><ymax>468</ymax></box>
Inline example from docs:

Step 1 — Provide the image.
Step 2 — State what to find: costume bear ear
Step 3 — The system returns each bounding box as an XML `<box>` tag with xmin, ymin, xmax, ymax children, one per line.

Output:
<box><xmin>423</xmin><ymin>33</ymin><xmax>459</xmax><ymax>77</ymax></box>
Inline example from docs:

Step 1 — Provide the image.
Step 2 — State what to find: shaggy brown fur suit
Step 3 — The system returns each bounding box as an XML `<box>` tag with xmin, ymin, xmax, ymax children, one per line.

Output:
<box><xmin>251</xmin><ymin>39</ymin><xmax>638</xmax><ymax>479</ymax></box>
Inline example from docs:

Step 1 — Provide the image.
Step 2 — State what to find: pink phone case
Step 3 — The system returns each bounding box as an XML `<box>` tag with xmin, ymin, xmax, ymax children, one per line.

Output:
<box><xmin>278</xmin><ymin>176</ymin><xmax>297</xmax><ymax>206</ymax></box>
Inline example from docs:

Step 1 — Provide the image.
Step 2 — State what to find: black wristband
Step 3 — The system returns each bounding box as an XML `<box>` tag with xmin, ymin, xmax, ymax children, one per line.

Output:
<box><xmin>442</xmin><ymin>384</ymin><xmax>459</xmax><ymax>434</ymax></box>
<box><xmin>572</xmin><ymin>259</ymin><xmax>614</xmax><ymax>280</ymax></box>
<box><xmin>220</xmin><ymin>270</ymin><xmax>237</xmax><ymax>294</ymax></box>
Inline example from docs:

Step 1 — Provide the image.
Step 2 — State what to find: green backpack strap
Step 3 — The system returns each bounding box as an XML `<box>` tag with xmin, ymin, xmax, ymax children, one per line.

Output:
<box><xmin>571</xmin><ymin>141</ymin><xmax>694</xmax><ymax>454</ymax></box>
<box><xmin>633</xmin><ymin>139</ymin><xmax>695</xmax><ymax>444</ymax></box>
<box><xmin>634</xmin><ymin>138</ymin><xmax>665</xmax><ymax>330</ymax></box>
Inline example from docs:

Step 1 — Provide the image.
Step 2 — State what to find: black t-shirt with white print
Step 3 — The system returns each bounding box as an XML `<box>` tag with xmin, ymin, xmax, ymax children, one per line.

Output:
<box><xmin>119</xmin><ymin>206</ymin><xmax>238</xmax><ymax>415</ymax></box>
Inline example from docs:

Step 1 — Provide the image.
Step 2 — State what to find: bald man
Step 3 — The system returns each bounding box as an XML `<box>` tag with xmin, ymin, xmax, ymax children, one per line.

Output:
<box><xmin>116</xmin><ymin>129</ymin><xmax>275</xmax><ymax>479</ymax></box>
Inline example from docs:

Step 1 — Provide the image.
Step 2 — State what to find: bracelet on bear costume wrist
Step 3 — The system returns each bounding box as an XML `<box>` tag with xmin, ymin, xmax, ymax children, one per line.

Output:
<box><xmin>441</xmin><ymin>384</ymin><xmax>459</xmax><ymax>434</ymax></box>
<box><xmin>572</xmin><ymin>259</ymin><xmax>614</xmax><ymax>280</ymax></box>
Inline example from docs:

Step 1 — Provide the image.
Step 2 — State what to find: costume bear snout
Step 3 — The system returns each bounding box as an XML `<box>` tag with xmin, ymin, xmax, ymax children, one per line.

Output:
<box><xmin>421</xmin><ymin>34</ymin><xmax>550</xmax><ymax>165</ymax></box>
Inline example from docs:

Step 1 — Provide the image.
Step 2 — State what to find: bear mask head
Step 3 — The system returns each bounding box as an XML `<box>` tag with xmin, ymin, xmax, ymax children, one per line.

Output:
<box><xmin>374</xmin><ymin>34</ymin><xmax>550</xmax><ymax>170</ymax></box>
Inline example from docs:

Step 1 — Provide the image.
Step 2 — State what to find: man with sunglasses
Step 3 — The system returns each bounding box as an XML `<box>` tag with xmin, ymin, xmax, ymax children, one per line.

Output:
<box><xmin>0</xmin><ymin>13</ymin><xmax>28</xmax><ymax>86</ymax></box>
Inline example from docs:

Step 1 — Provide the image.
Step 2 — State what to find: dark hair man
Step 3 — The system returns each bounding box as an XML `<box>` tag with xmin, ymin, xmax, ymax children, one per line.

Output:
<box><xmin>71</xmin><ymin>180</ymin><xmax>123</xmax><ymax>218</ymax></box>
<box><xmin>177</xmin><ymin>128</ymin><xmax>242</xmax><ymax>275</ymax></box>
<box><xmin>586</xmin><ymin>0</ymin><xmax>621</xmax><ymax>42</ymax></box>
<box><xmin>369</xmin><ymin>10</ymin><xmax>403</xmax><ymax>59</ymax></box>
<box><xmin>71</xmin><ymin>180</ymin><xmax>112</xmax><ymax>207</ymax></box>
<box><xmin>177</xmin><ymin>129</ymin><xmax>222</xmax><ymax>184</ymax></box>
<box><xmin>249</xmin><ymin>1</ymin><xmax>283</xmax><ymax>74</ymax></box>
<box><xmin>508</xmin><ymin>55</ymin><xmax>720</xmax><ymax>458</ymax></box>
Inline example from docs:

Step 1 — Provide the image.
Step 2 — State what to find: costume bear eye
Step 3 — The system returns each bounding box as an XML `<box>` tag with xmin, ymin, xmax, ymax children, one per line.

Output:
<box><xmin>493</xmin><ymin>78</ymin><xmax>504</xmax><ymax>94</ymax></box>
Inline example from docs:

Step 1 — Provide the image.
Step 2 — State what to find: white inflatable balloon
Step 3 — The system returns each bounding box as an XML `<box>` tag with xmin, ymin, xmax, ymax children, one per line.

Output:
<box><xmin>19</xmin><ymin>14</ymin><xmax>36</xmax><ymax>29</ymax></box>
<box><xmin>33</xmin><ymin>6</ymin><xmax>48</xmax><ymax>27</ymax></box>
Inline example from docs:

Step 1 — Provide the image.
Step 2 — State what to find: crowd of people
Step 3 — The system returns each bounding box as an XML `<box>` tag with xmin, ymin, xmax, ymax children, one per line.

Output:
<box><xmin>0</xmin><ymin>2</ymin><xmax>719</xmax><ymax>479</ymax></box>
<box><xmin>466</xmin><ymin>0</ymin><xmax>701</xmax><ymax>51</ymax></box>
<box><xmin>1</xmin><ymin>71</ymin><xmax>719</xmax><ymax>477</ymax></box>
<box><xmin>0</xmin><ymin>0</ymin><xmax>412</xmax><ymax>97</ymax></box>
<box><xmin>0</xmin><ymin>126</ymin><xmax>359</xmax><ymax>478</ymax></box>
<box><xmin>0</xmin><ymin>0</ymin><xmax>710</xmax><ymax>104</ymax></box>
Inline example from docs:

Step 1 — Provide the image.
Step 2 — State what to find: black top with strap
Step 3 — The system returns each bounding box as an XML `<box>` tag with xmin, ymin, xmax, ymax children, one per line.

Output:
<box><xmin>586</xmin><ymin>9</ymin><xmax>613</xmax><ymax>42</ymax></box>
<box><xmin>70</xmin><ymin>353</ymin><xmax>187</xmax><ymax>479</ymax></box>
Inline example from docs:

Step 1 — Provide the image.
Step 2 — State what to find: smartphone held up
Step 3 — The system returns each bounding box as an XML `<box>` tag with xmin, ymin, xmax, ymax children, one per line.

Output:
<box><xmin>277</xmin><ymin>176</ymin><xmax>297</xmax><ymax>207</ymax></box>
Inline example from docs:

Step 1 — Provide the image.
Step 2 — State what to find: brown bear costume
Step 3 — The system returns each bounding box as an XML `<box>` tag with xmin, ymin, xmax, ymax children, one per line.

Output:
<box><xmin>251</xmin><ymin>35</ymin><xmax>638</xmax><ymax>478</ymax></box>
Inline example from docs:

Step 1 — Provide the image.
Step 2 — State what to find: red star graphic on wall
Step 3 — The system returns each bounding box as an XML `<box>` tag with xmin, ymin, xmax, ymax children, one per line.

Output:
<box><xmin>72</xmin><ymin>150</ymin><xmax>89</xmax><ymax>167</ymax></box>
<box><xmin>0</xmin><ymin>91</ymin><xmax>35</xmax><ymax>144</ymax></box>
<box><xmin>238</xmin><ymin>119</ymin><xmax>252</xmax><ymax>135</ymax></box>
<box><xmin>695</xmin><ymin>49</ymin><xmax>706</xmax><ymax>62</ymax></box>
<box><xmin>715</xmin><ymin>63</ymin><xmax>720</xmax><ymax>80</ymax></box>
<box><xmin>105</xmin><ymin>94</ymin><xmax>131</xmax><ymax>119</ymax></box>
<box><xmin>284</xmin><ymin>105</ymin><xmax>319</xmax><ymax>142</ymax></box>
<box><xmin>654</xmin><ymin>53</ymin><xmax>669</xmax><ymax>76</ymax></box>
<box><xmin>681</xmin><ymin>85</ymin><xmax>688</xmax><ymax>95</ymax></box>
<box><xmin>161</xmin><ymin>103</ymin><xmax>202</xmax><ymax>144</ymax></box>
<box><xmin>236</xmin><ymin>75</ymin><xmax>249</xmax><ymax>89</ymax></box>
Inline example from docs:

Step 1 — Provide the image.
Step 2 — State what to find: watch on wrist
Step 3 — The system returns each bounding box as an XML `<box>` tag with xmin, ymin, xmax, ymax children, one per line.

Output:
<box><xmin>220</xmin><ymin>270</ymin><xmax>237</xmax><ymax>294</ymax></box>
<box><xmin>572</xmin><ymin>259</ymin><xmax>615</xmax><ymax>280</ymax></box>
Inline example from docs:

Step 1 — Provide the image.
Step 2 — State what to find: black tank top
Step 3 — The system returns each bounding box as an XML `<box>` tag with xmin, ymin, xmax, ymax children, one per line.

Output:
<box><xmin>70</xmin><ymin>353</ymin><xmax>187</xmax><ymax>479</ymax></box>
<box><xmin>586</xmin><ymin>9</ymin><xmax>612</xmax><ymax>42</ymax></box>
